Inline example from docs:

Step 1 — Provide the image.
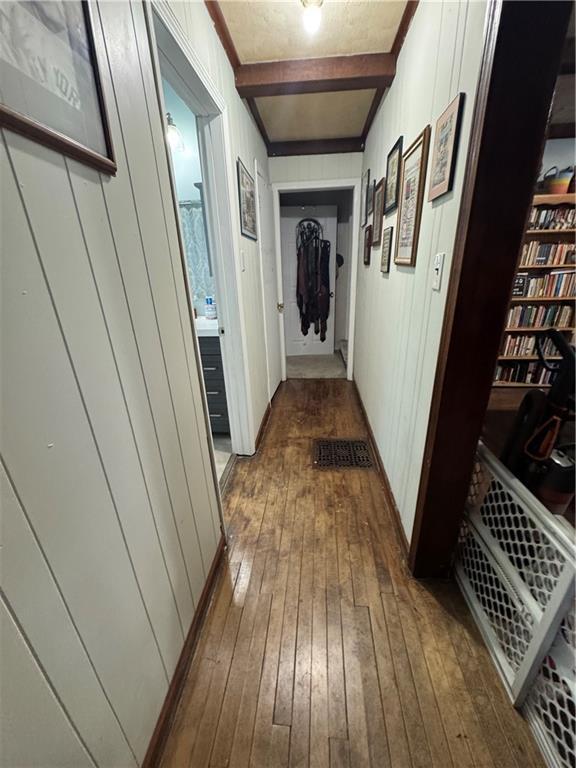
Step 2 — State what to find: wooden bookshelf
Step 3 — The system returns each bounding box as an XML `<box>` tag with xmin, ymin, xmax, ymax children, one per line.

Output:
<box><xmin>510</xmin><ymin>296</ymin><xmax>574</xmax><ymax>302</ymax></box>
<box><xmin>517</xmin><ymin>264</ymin><xmax>575</xmax><ymax>270</ymax></box>
<box><xmin>533</xmin><ymin>193</ymin><xmax>576</xmax><ymax>206</ymax></box>
<box><xmin>504</xmin><ymin>326</ymin><xmax>574</xmax><ymax>332</ymax></box>
<box><xmin>525</xmin><ymin>229</ymin><xmax>576</xmax><ymax>236</ymax></box>
<box><xmin>492</xmin><ymin>192</ymin><xmax>575</xmax><ymax>403</ymax></box>
<box><xmin>493</xmin><ymin>382</ymin><xmax>551</xmax><ymax>388</ymax></box>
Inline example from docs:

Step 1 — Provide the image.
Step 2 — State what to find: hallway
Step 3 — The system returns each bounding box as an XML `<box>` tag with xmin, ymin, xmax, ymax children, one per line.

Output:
<box><xmin>160</xmin><ymin>380</ymin><xmax>543</xmax><ymax>768</ymax></box>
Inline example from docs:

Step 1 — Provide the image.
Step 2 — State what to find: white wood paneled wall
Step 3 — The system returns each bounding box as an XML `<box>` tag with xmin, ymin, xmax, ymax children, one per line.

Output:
<box><xmin>353</xmin><ymin>0</ymin><xmax>487</xmax><ymax>543</ymax></box>
<box><xmin>0</xmin><ymin>1</ymin><xmax>222</xmax><ymax>764</ymax></box>
<box><xmin>269</xmin><ymin>152</ymin><xmax>363</xmax><ymax>184</ymax></box>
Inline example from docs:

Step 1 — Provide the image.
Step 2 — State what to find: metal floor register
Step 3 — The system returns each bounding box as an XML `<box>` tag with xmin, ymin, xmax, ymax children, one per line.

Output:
<box><xmin>313</xmin><ymin>439</ymin><xmax>373</xmax><ymax>469</ymax></box>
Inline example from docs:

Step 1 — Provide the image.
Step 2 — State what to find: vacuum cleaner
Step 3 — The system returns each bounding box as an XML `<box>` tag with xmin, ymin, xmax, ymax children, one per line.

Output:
<box><xmin>500</xmin><ymin>328</ymin><xmax>575</xmax><ymax>521</ymax></box>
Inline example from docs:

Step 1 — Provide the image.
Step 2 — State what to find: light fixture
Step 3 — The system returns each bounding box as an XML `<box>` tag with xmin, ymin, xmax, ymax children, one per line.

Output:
<box><xmin>165</xmin><ymin>112</ymin><xmax>184</xmax><ymax>153</ymax></box>
<box><xmin>301</xmin><ymin>0</ymin><xmax>322</xmax><ymax>35</ymax></box>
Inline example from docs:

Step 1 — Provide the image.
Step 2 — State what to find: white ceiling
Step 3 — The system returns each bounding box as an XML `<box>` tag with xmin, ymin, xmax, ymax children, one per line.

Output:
<box><xmin>220</xmin><ymin>0</ymin><xmax>407</xmax><ymax>63</ymax></box>
<box><xmin>256</xmin><ymin>89</ymin><xmax>375</xmax><ymax>141</ymax></box>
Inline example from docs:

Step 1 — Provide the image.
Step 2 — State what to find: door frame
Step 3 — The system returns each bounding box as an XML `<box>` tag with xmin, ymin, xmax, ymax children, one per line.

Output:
<box><xmin>254</xmin><ymin>158</ymin><xmax>280</xmax><ymax>403</ymax></box>
<box><xmin>272</xmin><ymin>178</ymin><xmax>361</xmax><ymax>380</ymax></box>
<box><xmin>146</xmin><ymin>1</ymin><xmax>256</xmax><ymax>458</ymax></box>
<box><xmin>408</xmin><ymin>0</ymin><xmax>572</xmax><ymax>577</ymax></box>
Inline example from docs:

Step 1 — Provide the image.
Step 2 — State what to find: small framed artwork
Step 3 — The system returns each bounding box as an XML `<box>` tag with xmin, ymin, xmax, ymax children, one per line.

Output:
<box><xmin>361</xmin><ymin>168</ymin><xmax>370</xmax><ymax>226</ymax></box>
<box><xmin>380</xmin><ymin>227</ymin><xmax>393</xmax><ymax>273</ymax></box>
<box><xmin>429</xmin><ymin>93</ymin><xmax>465</xmax><ymax>201</ymax></box>
<box><xmin>0</xmin><ymin>1</ymin><xmax>116</xmax><ymax>174</ymax></box>
<box><xmin>384</xmin><ymin>136</ymin><xmax>403</xmax><ymax>214</ymax></box>
<box><xmin>367</xmin><ymin>179</ymin><xmax>375</xmax><ymax>216</ymax></box>
<box><xmin>372</xmin><ymin>178</ymin><xmax>385</xmax><ymax>246</ymax></box>
<box><xmin>394</xmin><ymin>125</ymin><xmax>431</xmax><ymax>267</ymax></box>
<box><xmin>237</xmin><ymin>158</ymin><xmax>257</xmax><ymax>240</ymax></box>
<box><xmin>363</xmin><ymin>225</ymin><xmax>372</xmax><ymax>265</ymax></box>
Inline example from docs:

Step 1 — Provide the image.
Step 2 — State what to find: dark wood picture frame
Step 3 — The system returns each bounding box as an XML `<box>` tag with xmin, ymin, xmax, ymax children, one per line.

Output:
<box><xmin>0</xmin><ymin>1</ymin><xmax>116</xmax><ymax>175</ymax></box>
<box><xmin>236</xmin><ymin>157</ymin><xmax>258</xmax><ymax>241</ymax></box>
<box><xmin>380</xmin><ymin>227</ymin><xmax>393</xmax><ymax>274</ymax></box>
<box><xmin>394</xmin><ymin>126</ymin><xmax>431</xmax><ymax>267</ymax></box>
<box><xmin>372</xmin><ymin>178</ymin><xmax>385</xmax><ymax>246</ymax></box>
<box><xmin>361</xmin><ymin>168</ymin><xmax>370</xmax><ymax>226</ymax></box>
<box><xmin>384</xmin><ymin>136</ymin><xmax>403</xmax><ymax>214</ymax></box>
<box><xmin>367</xmin><ymin>179</ymin><xmax>375</xmax><ymax>216</ymax></box>
<box><xmin>428</xmin><ymin>92</ymin><xmax>465</xmax><ymax>201</ymax></box>
<box><xmin>363</xmin><ymin>225</ymin><xmax>372</xmax><ymax>265</ymax></box>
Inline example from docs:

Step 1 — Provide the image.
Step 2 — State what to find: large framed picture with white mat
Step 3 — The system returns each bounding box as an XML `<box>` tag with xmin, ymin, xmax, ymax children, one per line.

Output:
<box><xmin>0</xmin><ymin>0</ymin><xmax>116</xmax><ymax>173</ymax></box>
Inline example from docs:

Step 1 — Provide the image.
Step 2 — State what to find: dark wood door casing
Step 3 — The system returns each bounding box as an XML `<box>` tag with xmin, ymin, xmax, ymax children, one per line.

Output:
<box><xmin>409</xmin><ymin>0</ymin><xmax>572</xmax><ymax>578</ymax></box>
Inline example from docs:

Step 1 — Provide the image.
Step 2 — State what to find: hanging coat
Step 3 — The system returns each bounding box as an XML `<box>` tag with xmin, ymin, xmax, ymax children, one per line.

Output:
<box><xmin>296</xmin><ymin>219</ymin><xmax>331</xmax><ymax>341</ymax></box>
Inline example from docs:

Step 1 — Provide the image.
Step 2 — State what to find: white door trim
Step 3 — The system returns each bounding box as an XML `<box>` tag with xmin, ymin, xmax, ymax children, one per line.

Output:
<box><xmin>272</xmin><ymin>178</ymin><xmax>361</xmax><ymax>381</ymax></box>
<box><xmin>147</xmin><ymin>2</ymin><xmax>255</xmax><ymax>459</ymax></box>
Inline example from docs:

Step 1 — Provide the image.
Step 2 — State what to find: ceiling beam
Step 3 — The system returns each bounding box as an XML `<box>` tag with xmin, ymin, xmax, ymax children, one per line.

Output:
<box><xmin>268</xmin><ymin>138</ymin><xmax>364</xmax><ymax>157</ymax></box>
<box><xmin>235</xmin><ymin>54</ymin><xmax>396</xmax><ymax>98</ymax></box>
<box><xmin>205</xmin><ymin>1</ymin><xmax>240</xmax><ymax>69</ymax></box>
<box><xmin>362</xmin><ymin>1</ymin><xmax>419</xmax><ymax>143</ymax></box>
<box><xmin>246</xmin><ymin>98</ymin><xmax>271</xmax><ymax>149</ymax></box>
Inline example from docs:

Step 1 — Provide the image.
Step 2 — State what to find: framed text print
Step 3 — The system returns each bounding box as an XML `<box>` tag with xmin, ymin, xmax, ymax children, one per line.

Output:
<box><xmin>0</xmin><ymin>1</ymin><xmax>116</xmax><ymax>174</ymax></box>
<box><xmin>429</xmin><ymin>93</ymin><xmax>465</xmax><ymax>201</ymax></box>
<box><xmin>394</xmin><ymin>126</ymin><xmax>431</xmax><ymax>267</ymax></box>
<box><xmin>237</xmin><ymin>157</ymin><xmax>257</xmax><ymax>240</ymax></box>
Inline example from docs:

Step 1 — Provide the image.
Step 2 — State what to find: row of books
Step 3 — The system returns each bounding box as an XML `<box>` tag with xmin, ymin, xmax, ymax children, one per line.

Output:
<box><xmin>505</xmin><ymin>303</ymin><xmax>574</xmax><ymax>329</ymax></box>
<box><xmin>500</xmin><ymin>335</ymin><xmax>560</xmax><ymax>358</ymax></box>
<box><xmin>528</xmin><ymin>205</ymin><xmax>575</xmax><ymax>231</ymax></box>
<box><xmin>520</xmin><ymin>241</ymin><xmax>575</xmax><ymax>267</ymax></box>
<box><xmin>494</xmin><ymin>361</ymin><xmax>555</xmax><ymax>386</ymax></box>
<box><xmin>512</xmin><ymin>270</ymin><xmax>575</xmax><ymax>298</ymax></box>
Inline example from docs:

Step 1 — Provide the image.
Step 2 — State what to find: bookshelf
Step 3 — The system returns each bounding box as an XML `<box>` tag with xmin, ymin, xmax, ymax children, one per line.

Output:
<box><xmin>492</xmin><ymin>192</ymin><xmax>575</xmax><ymax>406</ymax></box>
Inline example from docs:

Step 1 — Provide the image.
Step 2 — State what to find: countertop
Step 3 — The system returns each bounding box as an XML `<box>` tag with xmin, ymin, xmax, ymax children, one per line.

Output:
<box><xmin>194</xmin><ymin>316</ymin><xmax>219</xmax><ymax>337</ymax></box>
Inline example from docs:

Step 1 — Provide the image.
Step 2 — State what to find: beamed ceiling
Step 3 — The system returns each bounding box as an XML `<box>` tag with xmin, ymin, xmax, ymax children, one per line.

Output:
<box><xmin>205</xmin><ymin>0</ymin><xmax>418</xmax><ymax>156</ymax></box>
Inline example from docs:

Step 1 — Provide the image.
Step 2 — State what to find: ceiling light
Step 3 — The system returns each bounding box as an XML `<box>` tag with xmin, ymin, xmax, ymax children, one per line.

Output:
<box><xmin>301</xmin><ymin>0</ymin><xmax>322</xmax><ymax>35</ymax></box>
<box><xmin>166</xmin><ymin>112</ymin><xmax>184</xmax><ymax>153</ymax></box>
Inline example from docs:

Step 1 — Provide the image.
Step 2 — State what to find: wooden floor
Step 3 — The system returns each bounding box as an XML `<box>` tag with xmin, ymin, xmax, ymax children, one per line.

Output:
<box><xmin>160</xmin><ymin>380</ymin><xmax>544</xmax><ymax>768</ymax></box>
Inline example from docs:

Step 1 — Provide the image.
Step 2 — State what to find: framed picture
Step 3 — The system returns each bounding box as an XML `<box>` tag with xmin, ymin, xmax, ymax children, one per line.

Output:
<box><xmin>429</xmin><ymin>93</ymin><xmax>465</xmax><ymax>201</ymax></box>
<box><xmin>372</xmin><ymin>177</ymin><xmax>385</xmax><ymax>246</ymax></box>
<box><xmin>394</xmin><ymin>126</ymin><xmax>431</xmax><ymax>267</ymax></box>
<box><xmin>0</xmin><ymin>1</ymin><xmax>116</xmax><ymax>174</ymax></box>
<box><xmin>384</xmin><ymin>136</ymin><xmax>403</xmax><ymax>214</ymax></box>
<box><xmin>380</xmin><ymin>227</ymin><xmax>393</xmax><ymax>273</ymax></box>
<box><xmin>361</xmin><ymin>168</ymin><xmax>370</xmax><ymax>226</ymax></box>
<box><xmin>363</xmin><ymin>224</ymin><xmax>372</xmax><ymax>265</ymax></box>
<box><xmin>237</xmin><ymin>157</ymin><xmax>257</xmax><ymax>240</ymax></box>
<box><xmin>367</xmin><ymin>179</ymin><xmax>375</xmax><ymax>216</ymax></box>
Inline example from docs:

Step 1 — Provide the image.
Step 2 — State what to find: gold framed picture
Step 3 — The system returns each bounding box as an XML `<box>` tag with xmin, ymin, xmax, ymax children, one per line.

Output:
<box><xmin>394</xmin><ymin>126</ymin><xmax>431</xmax><ymax>267</ymax></box>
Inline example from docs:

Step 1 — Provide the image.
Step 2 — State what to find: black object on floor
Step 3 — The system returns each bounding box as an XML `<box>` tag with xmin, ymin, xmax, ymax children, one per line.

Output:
<box><xmin>313</xmin><ymin>439</ymin><xmax>373</xmax><ymax>469</ymax></box>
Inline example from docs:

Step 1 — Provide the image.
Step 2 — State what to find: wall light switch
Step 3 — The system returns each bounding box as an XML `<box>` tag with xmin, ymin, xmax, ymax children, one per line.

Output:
<box><xmin>240</xmin><ymin>249</ymin><xmax>246</xmax><ymax>273</ymax></box>
<box><xmin>432</xmin><ymin>252</ymin><xmax>445</xmax><ymax>291</ymax></box>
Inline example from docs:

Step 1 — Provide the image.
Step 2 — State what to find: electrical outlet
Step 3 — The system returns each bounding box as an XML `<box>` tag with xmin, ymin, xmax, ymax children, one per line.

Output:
<box><xmin>432</xmin><ymin>252</ymin><xmax>445</xmax><ymax>291</ymax></box>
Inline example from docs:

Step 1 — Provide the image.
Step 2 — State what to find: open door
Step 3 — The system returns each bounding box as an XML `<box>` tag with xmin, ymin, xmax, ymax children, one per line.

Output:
<box><xmin>256</xmin><ymin>163</ymin><xmax>283</xmax><ymax>400</ymax></box>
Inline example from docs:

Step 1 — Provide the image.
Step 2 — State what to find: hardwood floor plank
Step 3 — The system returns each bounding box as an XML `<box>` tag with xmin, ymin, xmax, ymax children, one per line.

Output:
<box><xmin>289</xmin><ymin>481</ymin><xmax>315</xmax><ymax>768</ymax></box>
<box><xmin>227</xmin><ymin>592</ymin><xmax>273</xmax><ymax>768</ymax></box>
<box><xmin>381</xmin><ymin>592</ymin><xmax>433</xmax><ymax>768</ymax></box>
<box><xmin>159</xmin><ymin>381</ymin><xmax>547</xmax><ymax>768</ymax></box>
<box><xmin>329</xmin><ymin>738</ymin><xmax>351</xmax><ymax>768</ymax></box>
<box><xmin>355</xmin><ymin>606</ymin><xmax>390</xmax><ymax>768</ymax></box>
<box><xmin>341</xmin><ymin>603</ymin><xmax>371</xmax><ymax>768</ymax></box>
<box><xmin>325</xmin><ymin>476</ymin><xmax>348</xmax><ymax>741</ymax></box>
<box><xmin>310</xmin><ymin>484</ymin><xmax>329</xmax><ymax>768</ymax></box>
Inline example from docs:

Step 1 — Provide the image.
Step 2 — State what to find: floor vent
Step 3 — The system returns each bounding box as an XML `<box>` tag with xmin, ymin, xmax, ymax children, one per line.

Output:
<box><xmin>313</xmin><ymin>439</ymin><xmax>373</xmax><ymax>469</ymax></box>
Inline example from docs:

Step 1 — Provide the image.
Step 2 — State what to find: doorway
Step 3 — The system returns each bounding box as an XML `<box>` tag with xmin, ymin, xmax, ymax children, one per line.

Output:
<box><xmin>148</xmin><ymin>6</ymin><xmax>256</xmax><ymax>479</ymax></box>
<box><xmin>272</xmin><ymin>180</ymin><xmax>361</xmax><ymax>381</ymax></box>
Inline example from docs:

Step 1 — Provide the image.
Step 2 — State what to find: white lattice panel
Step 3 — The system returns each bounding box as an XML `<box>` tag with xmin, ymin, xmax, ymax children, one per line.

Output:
<box><xmin>456</xmin><ymin>443</ymin><xmax>575</xmax><ymax>768</ymax></box>
<box><xmin>524</xmin><ymin>617</ymin><xmax>575</xmax><ymax>768</ymax></box>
